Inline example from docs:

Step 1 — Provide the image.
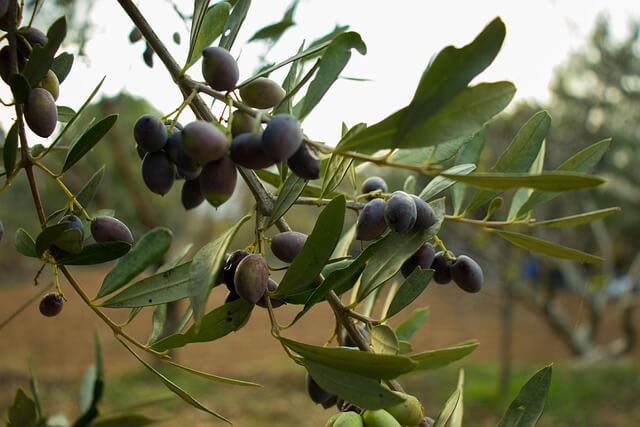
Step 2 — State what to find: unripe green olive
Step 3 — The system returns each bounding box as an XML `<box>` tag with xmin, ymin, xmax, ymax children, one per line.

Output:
<box><xmin>384</xmin><ymin>392</ymin><xmax>424</xmax><ymax>426</ymax></box>
<box><xmin>361</xmin><ymin>409</ymin><xmax>400</xmax><ymax>427</ymax></box>
<box><xmin>333</xmin><ymin>412</ymin><xmax>364</xmax><ymax>427</ymax></box>
<box><xmin>239</xmin><ymin>77</ymin><xmax>286</xmax><ymax>109</ymax></box>
<box><xmin>39</xmin><ymin>69</ymin><xmax>60</xmax><ymax>100</ymax></box>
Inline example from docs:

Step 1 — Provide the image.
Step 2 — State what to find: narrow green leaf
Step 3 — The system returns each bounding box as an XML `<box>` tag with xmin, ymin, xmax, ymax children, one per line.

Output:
<box><xmin>370</xmin><ymin>325</ymin><xmax>399</xmax><ymax>355</ymax></box>
<box><xmin>48</xmin><ymin>77</ymin><xmax>105</xmax><ymax>154</ymax></box>
<box><xmin>9</xmin><ymin>73</ymin><xmax>31</xmax><ymax>103</ymax></box>
<box><xmin>517</xmin><ymin>139</ymin><xmax>612</xmax><ymax>216</ymax></box>
<box><xmin>102</xmin><ymin>262</ymin><xmax>191</xmax><ymax>308</ymax></box>
<box><xmin>7</xmin><ymin>389</ymin><xmax>37</xmax><ymax>427</ymax></box>
<box><xmin>97</xmin><ymin>228</ymin><xmax>173</xmax><ymax>298</ymax></box>
<box><xmin>395</xmin><ymin>307</ymin><xmax>430</xmax><ymax>341</ymax></box>
<box><xmin>189</xmin><ymin>214</ymin><xmax>250</xmax><ymax>326</ymax></box>
<box><xmin>268</xmin><ymin>174</ymin><xmax>307</xmax><ymax>226</ymax></box>
<box><xmin>433</xmin><ymin>389</ymin><xmax>462</xmax><ymax>427</ymax></box>
<box><xmin>338</xmin><ymin>82</ymin><xmax>513</xmax><ymax>152</ymax></box>
<box><xmin>50</xmin><ymin>52</ymin><xmax>74</xmax><ymax>83</ymax></box>
<box><xmin>507</xmin><ymin>140</ymin><xmax>546</xmax><ymax>221</ymax></box>
<box><xmin>390</xmin><ymin>135</ymin><xmax>470</xmax><ymax>165</ymax></box>
<box><xmin>452</xmin><ymin>130</ymin><xmax>486</xmax><ymax>215</ymax></box>
<box><xmin>274</xmin><ymin>196</ymin><xmax>346</xmax><ymax>296</ymax></box>
<box><xmin>302</xmin><ymin>359</ymin><xmax>403</xmax><ymax>410</ymax></box>
<box><xmin>187</xmin><ymin>0</ymin><xmax>212</xmax><ymax>69</ymax></box>
<box><xmin>166</xmin><ymin>360</ymin><xmax>262</xmax><ymax>387</ymax></box>
<box><xmin>450</xmin><ymin>370</ymin><xmax>465</xmax><ymax>427</ymax></box>
<box><xmin>298</xmin><ymin>32</ymin><xmax>366</xmax><ymax>120</ymax></box>
<box><xmin>15</xmin><ymin>228</ymin><xmax>38</xmax><ymax>258</ymax></box>
<box><xmin>151</xmin><ymin>299</ymin><xmax>254</xmax><ymax>351</ymax></box>
<box><xmin>465</xmin><ymin>111</ymin><xmax>550</xmax><ymax>212</ymax></box>
<box><xmin>495</xmin><ymin>229</ymin><xmax>603</xmax><ymax>262</ymax></box>
<box><xmin>443</xmin><ymin>172</ymin><xmax>604</xmax><ymax>191</ymax></box>
<box><xmin>71</xmin><ymin>165</ymin><xmax>105</xmax><ymax>214</ymax></box>
<box><xmin>185</xmin><ymin>2</ymin><xmax>230</xmax><ymax>69</ymax></box>
<box><xmin>57</xmin><ymin>242</ymin><xmax>131</xmax><ymax>265</ymax></box>
<box><xmin>57</xmin><ymin>106</ymin><xmax>76</xmax><ymax>123</ymax></box>
<box><xmin>397</xmin><ymin>81</ymin><xmax>515</xmax><ymax>149</ymax></box>
<box><xmin>386</xmin><ymin>268</ymin><xmax>433</xmax><ymax>319</ymax></box>
<box><xmin>219</xmin><ymin>0</ymin><xmax>251</xmax><ymax>50</ymax></box>
<box><xmin>23</xmin><ymin>17</ymin><xmax>67</xmax><ymax>86</ymax></box>
<box><xmin>75</xmin><ymin>333</ymin><xmax>104</xmax><ymax>427</ymax></box>
<box><xmin>146</xmin><ymin>304</ymin><xmax>168</xmax><ymax>345</ymax></box>
<box><xmin>321</xmin><ymin>155</ymin><xmax>354</xmax><ymax>198</ymax></box>
<box><xmin>357</xmin><ymin>198</ymin><xmax>444</xmax><ymax>301</ymax></box>
<box><xmin>275</xmin><ymin>41</ymin><xmax>304</xmax><ymax>115</ymax></box>
<box><xmin>35</xmin><ymin>223</ymin><xmax>70</xmax><ymax>257</ymax></box>
<box><xmin>497</xmin><ymin>365</ymin><xmax>552</xmax><ymax>427</ymax></box>
<box><xmin>238</xmin><ymin>40</ymin><xmax>333</xmax><ymax>87</ymax></box>
<box><xmin>248</xmin><ymin>0</ymin><xmax>297</xmax><ymax>44</ymax></box>
<box><xmin>27</xmin><ymin>365</ymin><xmax>42</xmax><ymax>420</ymax></box>
<box><xmin>119</xmin><ymin>339</ymin><xmax>231</xmax><ymax>424</ymax></box>
<box><xmin>396</xmin><ymin>17</ymin><xmax>506</xmax><ymax>142</ymax></box>
<box><xmin>419</xmin><ymin>164</ymin><xmax>476</xmax><ymax>201</ymax></box>
<box><xmin>62</xmin><ymin>114</ymin><xmax>118</xmax><ymax>172</ymax></box>
<box><xmin>280</xmin><ymin>337</ymin><xmax>417</xmax><ymax>379</ymax></box>
<box><xmin>411</xmin><ymin>340</ymin><xmax>479</xmax><ymax>371</ymax></box>
<box><xmin>533</xmin><ymin>207</ymin><xmax>620</xmax><ymax>228</ymax></box>
<box><xmin>3</xmin><ymin>124</ymin><xmax>18</xmax><ymax>176</ymax></box>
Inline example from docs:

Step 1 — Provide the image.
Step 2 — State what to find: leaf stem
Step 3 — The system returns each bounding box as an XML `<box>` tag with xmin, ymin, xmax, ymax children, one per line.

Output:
<box><xmin>33</xmin><ymin>161</ymin><xmax>93</xmax><ymax>221</ymax></box>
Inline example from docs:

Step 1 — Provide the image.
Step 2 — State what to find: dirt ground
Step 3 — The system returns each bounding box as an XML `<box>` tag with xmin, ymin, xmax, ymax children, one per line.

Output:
<box><xmin>1</xmin><ymin>266</ymin><xmax>638</xmax><ymax>426</ymax></box>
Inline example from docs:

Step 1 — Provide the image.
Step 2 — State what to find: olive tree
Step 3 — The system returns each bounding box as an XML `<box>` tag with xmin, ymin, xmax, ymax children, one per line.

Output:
<box><xmin>0</xmin><ymin>0</ymin><xmax>618</xmax><ymax>425</ymax></box>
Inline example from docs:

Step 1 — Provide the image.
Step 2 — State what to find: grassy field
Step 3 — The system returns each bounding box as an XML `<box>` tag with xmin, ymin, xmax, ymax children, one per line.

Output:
<box><xmin>1</xmin><ymin>267</ymin><xmax>639</xmax><ymax>426</ymax></box>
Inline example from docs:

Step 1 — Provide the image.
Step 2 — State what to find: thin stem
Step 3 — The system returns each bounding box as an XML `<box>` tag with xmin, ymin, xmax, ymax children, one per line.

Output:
<box><xmin>33</xmin><ymin>161</ymin><xmax>92</xmax><ymax>221</ymax></box>
<box><xmin>59</xmin><ymin>266</ymin><xmax>169</xmax><ymax>359</ymax></box>
<box><xmin>0</xmin><ymin>282</ymin><xmax>53</xmax><ymax>331</ymax></box>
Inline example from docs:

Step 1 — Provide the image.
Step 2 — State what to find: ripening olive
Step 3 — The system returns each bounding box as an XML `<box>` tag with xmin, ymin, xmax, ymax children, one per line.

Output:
<box><xmin>450</xmin><ymin>255</ymin><xmax>484</xmax><ymax>293</ymax></box>
<box><xmin>134</xmin><ymin>115</ymin><xmax>167</xmax><ymax>152</ymax></box>
<box><xmin>39</xmin><ymin>292</ymin><xmax>64</xmax><ymax>317</ymax></box>
<box><xmin>385</xmin><ymin>392</ymin><xmax>424</xmax><ymax>426</ymax></box>
<box><xmin>361</xmin><ymin>176</ymin><xmax>388</xmax><ymax>196</ymax></box>
<box><xmin>142</xmin><ymin>151</ymin><xmax>175</xmax><ymax>196</ymax></box>
<box><xmin>181</xmin><ymin>120</ymin><xmax>229</xmax><ymax>164</ymax></box>
<box><xmin>233</xmin><ymin>254</ymin><xmax>269</xmax><ymax>304</ymax></box>
<box><xmin>239</xmin><ymin>77</ymin><xmax>286</xmax><ymax>109</ymax></box>
<box><xmin>262</xmin><ymin>114</ymin><xmax>302</xmax><ymax>162</ymax></box>
<box><xmin>361</xmin><ymin>409</ymin><xmax>400</xmax><ymax>427</ymax></box>
<box><xmin>175</xmin><ymin>150</ymin><xmax>201</xmax><ymax>180</ymax></box>
<box><xmin>199</xmin><ymin>155</ymin><xmax>237</xmax><ymax>207</ymax></box>
<box><xmin>306</xmin><ymin>373</ymin><xmax>334</xmax><ymax>405</ymax></box>
<box><xmin>270</xmin><ymin>231</ymin><xmax>307</xmax><ymax>263</ymax></box>
<box><xmin>356</xmin><ymin>198</ymin><xmax>387</xmax><ymax>241</ymax></box>
<box><xmin>384</xmin><ymin>191</ymin><xmax>417</xmax><ymax>233</ymax></box>
<box><xmin>287</xmin><ymin>144</ymin><xmax>321</xmax><ymax>180</ymax></box>
<box><xmin>230</xmin><ymin>133</ymin><xmax>275</xmax><ymax>169</ymax></box>
<box><xmin>431</xmin><ymin>252</ymin><xmax>452</xmax><ymax>284</ymax></box>
<box><xmin>90</xmin><ymin>216</ymin><xmax>134</xmax><ymax>244</ymax></box>
<box><xmin>17</xmin><ymin>26</ymin><xmax>47</xmax><ymax>58</ymax></box>
<box><xmin>181</xmin><ymin>178</ymin><xmax>205</xmax><ymax>210</ymax></box>
<box><xmin>39</xmin><ymin>69</ymin><xmax>59</xmax><ymax>100</ymax></box>
<box><xmin>25</xmin><ymin>88</ymin><xmax>57</xmax><ymax>138</ymax></box>
<box><xmin>231</xmin><ymin>111</ymin><xmax>258</xmax><ymax>137</ymax></box>
<box><xmin>223</xmin><ymin>250</ymin><xmax>249</xmax><ymax>293</ymax></box>
<box><xmin>201</xmin><ymin>46</ymin><xmax>239</xmax><ymax>91</ymax></box>
<box><xmin>411</xmin><ymin>195</ymin><xmax>436</xmax><ymax>231</ymax></box>
<box><xmin>401</xmin><ymin>244</ymin><xmax>436</xmax><ymax>278</ymax></box>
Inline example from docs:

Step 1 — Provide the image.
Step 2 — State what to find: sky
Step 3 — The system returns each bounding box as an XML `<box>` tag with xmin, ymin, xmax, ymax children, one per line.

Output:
<box><xmin>2</xmin><ymin>0</ymin><xmax>639</xmax><ymax>145</ymax></box>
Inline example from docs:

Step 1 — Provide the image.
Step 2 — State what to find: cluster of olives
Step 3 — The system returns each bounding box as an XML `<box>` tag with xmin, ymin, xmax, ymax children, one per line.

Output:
<box><xmin>0</xmin><ymin>19</ymin><xmax>60</xmax><ymax>138</ymax></box>
<box><xmin>357</xmin><ymin>176</ymin><xmax>484</xmax><ymax>293</ymax></box>
<box><xmin>40</xmin><ymin>214</ymin><xmax>134</xmax><ymax>317</ymax></box>
<box><xmin>134</xmin><ymin>46</ymin><xmax>320</xmax><ymax>209</ymax></box>
<box><xmin>309</xmin><ymin>373</ymin><xmax>425</xmax><ymax>427</ymax></box>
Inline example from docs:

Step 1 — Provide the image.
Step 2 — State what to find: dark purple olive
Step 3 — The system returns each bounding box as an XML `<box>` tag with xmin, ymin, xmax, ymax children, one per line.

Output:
<box><xmin>223</xmin><ymin>250</ymin><xmax>249</xmax><ymax>293</ymax></box>
<box><xmin>234</xmin><ymin>254</ymin><xmax>269</xmax><ymax>304</ymax></box>
<box><xmin>431</xmin><ymin>252</ymin><xmax>452</xmax><ymax>284</ymax></box>
<box><xmin>39</xmin><ymin>292</ymin><xmax>64</xmax><ymax>317</ymax></box>
<box><xmin>411</xmin><ymin>195</ymin><xmax>437</xmax><ymax>231</ymax></box>
<box><xmin>401</xmin><ymin>244</ymin><xmax>435</xmax><ymax>278</ymax></box>
<box><xmin>181</xmin><ymin>179</ymin><xmax>205</xmax><ymax>210</ymax></box>
<box><xmin>91</xmin><ymin>216</ymin><xmax>134</xmax><ymax>244</ymax></box>
<box><xmin>450</xmin><ymin>255</ymin><xmax>484</xmax><ymax>293</ymax></box>
<box><xmin>199</xmin><ymin>155</ymin><xmax>237</xmax><ymax>208</ymax></box>
<box><xmin>202</xmin><ymin>46</ymin><xmax>239</xmax><ymax>91</ymax></box>
<box><xmin>134</xmin><ymin>115</ymin><xmax>167</xmax><ymax>152</ymax></box>
<box><xmin>356</xmin><ymin>198</ymin><xmax>387</xmax><ymax>241</ymax></box>
<box><xmin>384</xmin><ymin>191</ymin><xmax>417</xmax><ymax>233</ymax></box>
<box><xmin>230</xmin><ymin>132</ymin><xmax>275</xmax><ymax>169</ymax></box>
<box><xmin>142</xmin><ymin>151</ymin><xmax>175</xmax><ymax>195</ymax></box>
<box><xmin>287</xmin><ymin>144</ymin><xmax>320</xmax><ymax>180</ymax></box>
<box><xmin>271</xmin><ymin>231</ymin><xmax>307</xmax><ymax>263</ymax></box>
<box><xmin>361</xmin><ymin>176</ymin><xmax>387</xmax><ymax>196</ymax></box>
<box><xmin>262</xmin><ymin>114</ymin><xmax>302</xmax><ymax>162</ymax></box>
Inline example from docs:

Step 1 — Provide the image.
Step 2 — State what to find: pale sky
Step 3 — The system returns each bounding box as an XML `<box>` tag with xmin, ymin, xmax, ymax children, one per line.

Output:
<box><xmin>2</xmin><ymin>0</ymin><xmax>639</xmax><ymax>145</ymax></box>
